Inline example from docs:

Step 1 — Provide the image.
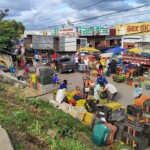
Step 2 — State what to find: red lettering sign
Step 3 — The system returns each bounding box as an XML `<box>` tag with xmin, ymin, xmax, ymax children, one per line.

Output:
<box><xmin>140</xmin><ymin>25</ymin><xmax>149</xmax><ymax>32</ymax></box>
<box><xmin>127</xmin><ymin>25</ymin><xmax>139</xmax><ymax>32</ymax></box>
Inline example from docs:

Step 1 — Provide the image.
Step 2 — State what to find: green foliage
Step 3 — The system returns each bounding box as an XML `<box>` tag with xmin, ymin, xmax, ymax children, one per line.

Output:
<box><xmin>0</xmin><ymin>20</ymin><xmax>25</xmax><ymax>51</ymax></box>
<box><xmin>27</xmin><ymin>120</ymin><xmax>42</xmax><ymax>136</ymax></box>
<box><xmin>0</xmin><ymin>83</ymin><xmax>6</xmax><ymax>91</ymax></box>
<box><xmin>14</xmin><ymin>109</ymin><xmax>34</xmax><ymax>128</ymax></box>
<box><xmin>50</xmin><ymin>139</ymin><xmax>90</xmax><ymax>150</ymax></box>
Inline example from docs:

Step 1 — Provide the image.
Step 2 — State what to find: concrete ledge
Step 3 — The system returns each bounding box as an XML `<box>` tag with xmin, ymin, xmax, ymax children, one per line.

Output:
<box><xmin>0</xmin><ymin>71</ymin><xmax>28</xmax><ymax>89</ymax></box>
<box><xmin>0</xmin><ymin>128</ymin><xmax>14</xmax><ymax>150</ymax></box>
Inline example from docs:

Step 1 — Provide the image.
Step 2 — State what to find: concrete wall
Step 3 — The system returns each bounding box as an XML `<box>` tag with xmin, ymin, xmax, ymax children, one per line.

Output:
<box><xmin>0</xmin><ymin>54</ymin><xmax>13</xmax><ymax>69</ymax></box>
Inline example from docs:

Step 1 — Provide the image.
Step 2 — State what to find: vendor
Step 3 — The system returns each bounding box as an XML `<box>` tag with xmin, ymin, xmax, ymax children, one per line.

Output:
<box><xmin>99</xmin><ymin>82</ymin><xmax>118</xmax><ymax>102</ymax></box>
<box><xmin>24</xmin><ymin>64</ymin><xmax>30</xmax><ymax>75</ymax></box>
<box><xmin>94</xmin><ymin>82</ymin><xmax>103</xmax><ymax>103</ymax></box>
<box><xmin>96</xmin><ymin>74</ymin><xmax>108</xmax><ymax>85</ymax></box>
<box><xmin>84</xmin><ymin>76</ymin><xmax>95</xmax><ymax>98</ymax></box>
<box><xmin>73</xmin><ymin>86</ymin><xmax>84</xmax><ymax>101</ymax></box>
<box><xmin>59</xmin><ymin>80</ymin><xmax>68</xmax><ymax>90</ymax></box>
<box><xmin>53</xmin><ymin>73</ymin><xmax>60</xmax><ymax>84</ymax></box>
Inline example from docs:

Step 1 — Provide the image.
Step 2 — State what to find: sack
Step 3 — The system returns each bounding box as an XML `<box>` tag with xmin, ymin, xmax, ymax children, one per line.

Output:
<box><xmin>68</xmin><ymin>106</ymin><xmax>78</xmax><ymax>118</ymax></box>
<box><xmin>100</xmin><ymin>91</ymin><xmax>108</xmax><ymax>99</ymax></box>
<box><xmin>49</xmin><ymin>100</ymin><xmax>60</xmax><ymax>107</ymax></box>
<box><xmin>68</xmin><ymin>99</ymin><xmax>76</xmax><ymax>106</ymax></box>
<box><xmin>76</xmin><ymin>99</ymin><xmax>86</xmax><ymax>107</ymax></box>
<box><xmin>68</xmin><ymin>106</ymin><xmax>86</xmax><ymax>121</ymax></box>
<box><xmin>58</xmin><ymin>102</ymin><xmax>70</xmax><ymax>113</ymax></box>
<box><xmin>76</xmin><ymin>107</ymin><xmax>87</xmax><ymax>121</ymax></box>
<box><xmin>105</xmin><ymin>102</ymin><xmax>122</xmax><ymax>111</ymax></box>
<box><xmin>108</xmin><ymin>108</ymin><xmax>126</xmax><ymax>123</ymax></box>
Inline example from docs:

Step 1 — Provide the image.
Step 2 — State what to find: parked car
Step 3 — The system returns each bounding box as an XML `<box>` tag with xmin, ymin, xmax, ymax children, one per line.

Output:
<box><xmin>55</xmin><ymin>57</ymin><xmax>76</xmax><ymax>73</ymax></box>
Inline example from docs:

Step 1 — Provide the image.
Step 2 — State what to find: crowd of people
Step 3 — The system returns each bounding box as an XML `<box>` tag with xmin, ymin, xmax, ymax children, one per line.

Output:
<box><xmin>13</xmin><ymin>47</ymin><xmax>144</xmax><ymax>102</ymax></box>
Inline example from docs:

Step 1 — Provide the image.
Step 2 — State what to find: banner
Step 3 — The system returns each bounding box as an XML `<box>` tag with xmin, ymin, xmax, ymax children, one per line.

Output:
<box><xmin>52</xmin><ymin>28</ymin><xmax>59</xmax><ymax>36</ymax></box>
<box><xmin>77</xmin><ymin>26</ymin><xmax>109</xmax><ymax>36</ymax></box>
<box><xmin>95</xmin><ymin>27</ymin><xmax>109</xmax><ymax>35</ymax></box>
<box><xmin>116</xmin><ymin>22</ymin><xmax>150</xmax><ymax>35</ymax></box>
<box><xmin>59</xmin><ymin>28</ymin><xmax>77</xmax><ymax>37</ymax></box>
<box><xmin>77</xmin><ymin>27</ymin><xmax>94</xmax><ymax>36</ymax></box>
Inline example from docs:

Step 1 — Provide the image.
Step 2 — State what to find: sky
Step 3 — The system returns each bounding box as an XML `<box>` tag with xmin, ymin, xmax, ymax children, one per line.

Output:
<box><xmin>1</xmin><ymin>0</ymin><xmax>150</xmax><ymax>30</ymax></box>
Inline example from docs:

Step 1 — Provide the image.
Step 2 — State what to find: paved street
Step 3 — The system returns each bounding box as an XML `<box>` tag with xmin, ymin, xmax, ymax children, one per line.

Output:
<box><xmin>59</xmin><ymin>72</ymin><xmax>150</xmax><ymax>107</ymax></box>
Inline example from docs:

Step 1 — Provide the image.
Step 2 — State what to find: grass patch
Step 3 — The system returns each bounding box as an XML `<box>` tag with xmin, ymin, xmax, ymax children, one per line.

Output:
<box><xmin>0</xmin><ymin>82</ymin><xmax>134</xmax><ymax>150</ymax></box>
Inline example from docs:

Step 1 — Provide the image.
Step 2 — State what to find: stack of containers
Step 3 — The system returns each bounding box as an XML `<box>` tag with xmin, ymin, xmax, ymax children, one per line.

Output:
<box><xmin>36</xmin><ymin>67</ymin><xmax>54</xmax><ymax>93</ymax></box>
<box><xmin>122</xmin><ymin>104</ymin><xmax>150</xmax><ymax>150</ymax></box>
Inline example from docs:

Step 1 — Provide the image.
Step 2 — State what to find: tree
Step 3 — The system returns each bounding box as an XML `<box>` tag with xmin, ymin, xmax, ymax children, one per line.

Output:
<box><xmin>0</xmin><ymin>9</ymin><xmax>9</xmax><ymax>19</ymax></box>
<box><xmin>0</xmin><ymin>19</ymin><xmax>25</xmax><ymax>51</ymax></box>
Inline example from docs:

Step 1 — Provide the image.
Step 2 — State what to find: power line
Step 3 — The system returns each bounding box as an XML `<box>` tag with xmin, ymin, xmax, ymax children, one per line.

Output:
<box><xmin>44</xmin><ymin>3</ymin><xmax>150</xmax><ymax>29</ymax></box>
<box><xmin>77</xmin><ymin>9</ymin><xmax>150</xmax><ymax>26</ymax></box>
<box><xmin>39</xmin><ymin>0</ymin><xmax>85</xmax><ymax>17</ymax></box>
<box><xmin>48</xmin><ymin>0</ymin><xmax>107</xmax><ymax>23</ymax></box>
<box><xmin>36</xmin><ymin>0</ymin><xmax>107</xmax><ymax>29</ymax></box>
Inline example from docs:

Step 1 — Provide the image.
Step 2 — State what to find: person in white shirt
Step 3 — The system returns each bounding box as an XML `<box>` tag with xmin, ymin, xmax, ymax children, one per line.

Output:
<box><xmin>34</xmin><ymin>54</ymin><xmax>40</xmax><ymax>62</ymax></box>
<box><xmin>99</xmin><ymin>82</ymin><xmax>118</xmax><ymax>102</ymax></box>
<box><xmin>84</xmin><ymin>57</ymin><xmax>89</xmax><ymax>66</ymax></box>
<box><xmin>32</xmin><ymin>59</ymin><xmax>39</xmax><ymax>72</ymax></box>
<box><xmin>75</xmin><ymin>55</ymin><xmax>79</xmax><ymax>69</ymax></box>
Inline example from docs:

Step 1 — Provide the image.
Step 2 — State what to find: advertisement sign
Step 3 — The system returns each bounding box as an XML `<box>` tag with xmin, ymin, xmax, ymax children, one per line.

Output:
<box><xmin>77</xmin><ymin>26</ymin><xmax>109</xmax><ymax>36</ymax></box>
<box><xmin>116</xmin><ymin>22</ymin><xmax>150</xmax><ymax>35</ymax></box>
<box><xmin>77</xmin><ymin>27</ymin><xmax>95</xmax><ymax>36</ymax></box>
<box><xmin>95</xmin><ymin>27</ymin><xmax>109</xmax><ymax>35</ymax></box>
<box><xmin>52</xmin><ymin>28</ymin><xmax>59</xmax><ymax>36</ymax></box>
<box><xmin>59</xmin><ymin>28</ymin><xmax>77</xmax><ymax>37</ymax></box>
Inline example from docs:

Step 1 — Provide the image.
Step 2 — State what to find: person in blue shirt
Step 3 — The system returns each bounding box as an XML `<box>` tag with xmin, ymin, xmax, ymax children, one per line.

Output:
<box><xmin>96</xmin><ymin>74</ymin><xmax>108</xmax><ymax>85</ymax></box>
<box><xmin>53</xmin><ymin>73</ymin><xmax>59</xmax><ymax>84</ymax></box>
<box><xmin>59</xmin><ymin>80</ymin><xmax>67</xmax><ymax>89</ymax></box>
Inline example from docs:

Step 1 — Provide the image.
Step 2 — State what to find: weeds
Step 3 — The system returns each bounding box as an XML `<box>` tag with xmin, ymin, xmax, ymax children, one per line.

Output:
<box><xmin>27</xmin><ymin>120</ymin><xmax>42</xmax><ymax>136</ymax></box>
<box><xmin>14</xmin><ymin>109</ymin><xmax>33</xmax><ymax>129</ymax></box>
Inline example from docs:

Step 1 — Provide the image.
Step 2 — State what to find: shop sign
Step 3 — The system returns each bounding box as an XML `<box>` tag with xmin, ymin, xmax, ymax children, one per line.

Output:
<box><xmin>77</xmin><ymin>27</ymin><xmax>95</xmax><ymax>36</ymax></box>
<box><xmin>95</xmin><ymin>27</ymin><xmax>109</xmax><ymax>35</ymax></box>
<box><xmin>77</xmin><ymin>26</ymin><xmax>109</xmax><ymax>36</ymax></box>
<box><xmin>116</xmin><ymin>22</ymin><xmax>150</xmax><ymax>35</ymax></box>
<box><xmin>59</xmin><ymin>28</ymin><xmax>77</xmax><ymax>37</ymax></box>
<box><xmin>52</xmin><ymin>28</ymin><xmax>59</xmax><ymax>36</ymax></box>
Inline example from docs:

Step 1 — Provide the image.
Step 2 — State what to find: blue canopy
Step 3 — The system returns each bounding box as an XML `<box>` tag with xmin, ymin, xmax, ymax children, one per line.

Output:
<box><xmin>106</xmin><ymin>46</ymin><xmax>128</xmax><ymax>53</ymax></box>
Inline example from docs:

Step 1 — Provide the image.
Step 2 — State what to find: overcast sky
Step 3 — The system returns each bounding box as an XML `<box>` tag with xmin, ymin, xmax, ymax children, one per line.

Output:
<box><xmin>1</xmin><ymin>0</ymin><xmax>150</xmax><ymax>30</ymax></box>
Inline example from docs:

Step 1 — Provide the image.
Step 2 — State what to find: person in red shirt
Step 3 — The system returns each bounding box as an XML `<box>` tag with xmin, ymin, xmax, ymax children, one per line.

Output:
<box><xmin>52</xmin><ymin>52</ymin><xmax>57</xmax><ymax>60</ymax></box>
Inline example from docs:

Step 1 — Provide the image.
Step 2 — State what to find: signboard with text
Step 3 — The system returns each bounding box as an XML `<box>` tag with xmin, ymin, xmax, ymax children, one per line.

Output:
<box><xmin>95</xmin><ymin>27</ymin><xmax>109</xmax><ymax>35</ymax></box>
<box><xmin>116</xmin><ymin>22</ymin><xmax>150</xmax><ymax>35</ymax></box>
<box><xmin>59</xmin><ymin>28</ymin><xmax>77</xmax><ymax>37</ymax></box>
<box><xmin>77</xmin><ymin>26</ymin><xmax>109</xmax><ymax>36</ymax></box>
